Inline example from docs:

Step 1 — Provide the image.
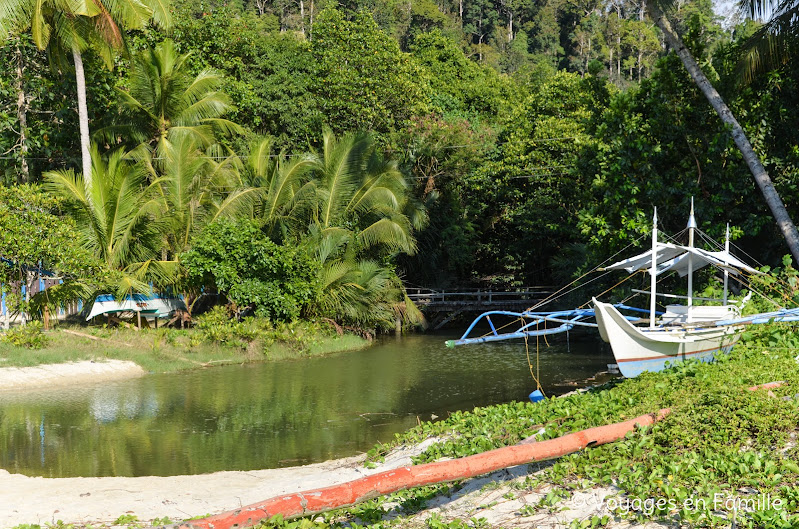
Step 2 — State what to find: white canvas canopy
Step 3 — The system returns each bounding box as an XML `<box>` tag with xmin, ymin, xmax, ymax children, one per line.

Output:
<box><xmin>604</xmin><ymin>243</ymin><xmax>762</xmax><ymax>277</ymax></box>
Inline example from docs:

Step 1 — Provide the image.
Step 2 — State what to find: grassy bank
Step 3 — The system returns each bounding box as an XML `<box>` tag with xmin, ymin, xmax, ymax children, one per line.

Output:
<box><xmin>278</xmin><ymin>322</ymin><xmax>799</xmax><ymax>529</ymax></box>
<box><xmin>0</xmin><ymin>318</ymin><xmax>369</xmax><ymax>373</ymax></box>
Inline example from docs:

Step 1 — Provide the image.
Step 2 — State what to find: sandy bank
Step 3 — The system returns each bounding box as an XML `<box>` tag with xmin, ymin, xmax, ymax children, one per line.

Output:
<box><xmin>0</xmin><ymin>440</ymin><xmax>439</xmax><ymax>527</ymax></box>
<box><xmin>0</xmin><ymin>440</ymin><xmax>668</xmax><ymax>529</ymax></box>
<box><xmin>0</xmin><ymin>360</ymin><xmax>146</xmax><ymax>392</ymax></box>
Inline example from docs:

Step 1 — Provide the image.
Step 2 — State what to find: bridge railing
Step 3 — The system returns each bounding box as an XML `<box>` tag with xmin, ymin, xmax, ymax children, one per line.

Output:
<box><xmin>406</xmin><ymin>287</ymin><xmax>553</xmax><ymax>304</ymax></box>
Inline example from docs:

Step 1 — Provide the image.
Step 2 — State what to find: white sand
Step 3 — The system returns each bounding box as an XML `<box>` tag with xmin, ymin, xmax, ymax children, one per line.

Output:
<box><xmin>0</xmin><ymin>440</ymin><xmax>439</xmax><ymax>527</ymax></box>
<box><xmin>0</xmin><ymin>360</ymin><xmax>419</xmax><ymax>526</ymax></box>
<box><xmin>0</xmin><ymin>360</ymin><xmax>146</xmax><ymax>392</ymax></box>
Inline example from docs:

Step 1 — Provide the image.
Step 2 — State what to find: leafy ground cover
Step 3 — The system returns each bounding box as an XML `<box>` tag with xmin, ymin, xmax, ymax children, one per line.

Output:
<box><xmin>293</xmin><ymin>322</ymin><xmax>799</xmax><ymax>528</ymax></box>
<box><xmin>7</xmin><ymin>323</ymin><xmax>799</xmax><ymax>529</ymax></box>
<box><xmin>0</xmin><ymin>318</ymin><xmax>368</xmax><ymax>373</ymax></box>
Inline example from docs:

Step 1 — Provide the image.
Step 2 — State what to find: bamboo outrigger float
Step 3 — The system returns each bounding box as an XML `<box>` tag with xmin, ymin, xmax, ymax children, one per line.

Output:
<box><xmin>448</xmin><ymin>200</ymin><xmax>799</xmax><ymax>378</ymax></box>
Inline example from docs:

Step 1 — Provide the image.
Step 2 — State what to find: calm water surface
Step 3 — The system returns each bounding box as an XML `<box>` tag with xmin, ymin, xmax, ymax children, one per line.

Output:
<box><xmin>0</xmin><ymin>332</ymin><xmax>613</xmax><ymax>477</ymax></box>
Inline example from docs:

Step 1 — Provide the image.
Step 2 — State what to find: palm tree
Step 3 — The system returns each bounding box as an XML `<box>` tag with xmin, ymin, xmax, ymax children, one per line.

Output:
<box><xmin>647</xmin><ymin>1</ymin><xmax>799</xmax><ymax>265</ymax></box>
<box><xmin>44</xmin><ymin>144</ymin><xmax>174</xmax><ymax>295</ymax></box>
<box><xmin>308</xmin><ymin>129</ymin><xmax>426</xmax><ymax>257</ymax></box>
<box><xmin>0</xmin><ymin>0</ymin><xmax>170</xmax><ymax>184</ymax></box>
<box><xmin>93</xmin><ymin>38</ymin><xmax>245</xmax><ymax>266</ymax></box>
<box><xmin>298</xmin><ymin>131</ymin><xmax>427</xmax><ymax>330</ymax></box>
<box><xmin>214</xmin><ymin>138</ymin><xmax>317</xmax><ymax>239</ymax></box>
<box><xmin>143</xmin><ymin>136</ymin><xmax>242</xmax><ymax>261</ymax></box>
<box><xmin>738</xmin><ymin>0</ymin><xmax>799</xmax><ymax>81</ymax></box>
<box><xmin>311</xmin><ymin>228</ymin><xmax>424</xmax><ymax>331</ymax></box>
<box><xmin>98</xmin><ymin>38</ymin><xmax>241</xmax><ymax>160</ymax></box>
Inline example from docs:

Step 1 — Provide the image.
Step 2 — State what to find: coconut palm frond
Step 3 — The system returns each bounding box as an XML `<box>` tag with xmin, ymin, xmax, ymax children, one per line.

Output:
<box><xmin>399</xmin><ymin>291</ymin><xmax>427</xmax><ymax>328</ymax></box>
<box><xmin>125</xmin><ymin>259</ymin><xmax>181</xmax><ymax>288</ymax></box>
<box><xmin>246</xmin><ymin>137</ymin><xmax>276</xmax><ymax>178</ymax></box>
<box><xmin>113</xmin><ymin>274</ymin><xmax>152</xmax><ymax>299</ymax></box>
<box><xmin>733</xmin><ymin>0</ymin><xmax>799</xmax><ymax>84</ymax></box>
<box><xmin>47</xmin><ymin>143</ymin><xmax>166</xmax><ymax>276</ymax></box>
<box><xmin>357</xmin><ymin>216</ymin><xmax>416</xmax><ymax>255</ymax></box>
<box><xmin>182</xmin><ymin>69</ymin><xmax>226</xmax><ymax>104</ymax></box>
<box><xmin>143</xmin><ymin>0</ymin><xmax>172</xmax><ymax>30</ymax></box>
<box><xmin>213</xmin><ymin>187</ymin><xmax>265</xmax><ymax>221</ymax></box>
<box><xmin>110</xmin><ymin>39</ymin><xmax>236</xmax><ymax>153</ymax></box>
<box><xmin>166</xmin><ymin>125</ymin><xmax>217</xmax><ymax>149</ymax></box>
<box><xmin>316</xmin><ymin>229</ymin><xmax>352</xmax><ymax>264</ymax></box>
<box><xmin>261</xmin><ymin>155</ymin><xmax>315</xmax><ymax>224</ymax></box>
<box><xmin>43</xmin><ymin>167</ymin><xmax>86</xmax><ymax>204</ymax></box>
<box><xmin>737</xmin><ymin>8</ymin><xmax>799</xmax><ymax>83</ymax></box>
<box><xmin>404</xmin><ymin>194</ymin><xmax>430</xmax><ymax>231</ymax></box>
<box><xmin>314</xmin><ymin>130</ymin><xmax>365</xmax><ymax>228</ymax></box>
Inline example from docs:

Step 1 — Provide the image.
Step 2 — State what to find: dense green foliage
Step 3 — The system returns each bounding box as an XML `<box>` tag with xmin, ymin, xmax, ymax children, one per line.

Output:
<box><xmin>4</xmin><ymin>4</ymin><xmax>799</xmax><ymax>527</ymax></box>
<box><xmin>0</xmin><ymin>185</ymin><xmax>94</xmax><ymax>284</ymax></box>
<box><xmin>2</xmin><ymin>0</ymin><xmax>799</xmax><ymax>325</ymax></box>
<box><xmin>0</xmin><ymin>185</ymin><xmax>101</xmax><ymax>319</ymax></box>
<box><xmin>182</xmin><ymin>220</ymin><xmax>319</xmax><ymax>321</ymax></box>
<box><xmin>0</xmin><ymin>320</ymin><xmax>46</xmax><ymax>348</ymax></box>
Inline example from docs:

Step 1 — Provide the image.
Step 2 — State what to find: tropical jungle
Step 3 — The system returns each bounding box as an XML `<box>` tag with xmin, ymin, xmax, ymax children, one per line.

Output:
<box><xmin>1</xmin><ymin>0</ymin><xmax>798</xmax><ymax>336</ymax></box>
<box><xmin>4</xmin><ymin>0</ymin><xmax>799</xmax><ymax>527</ymax></box>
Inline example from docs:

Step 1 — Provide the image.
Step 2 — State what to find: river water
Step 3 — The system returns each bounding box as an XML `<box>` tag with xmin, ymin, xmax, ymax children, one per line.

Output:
<box><xmin>0</xmin><ymin>332</ymin><xmax>613</xmax><ymax>477</ymax></box>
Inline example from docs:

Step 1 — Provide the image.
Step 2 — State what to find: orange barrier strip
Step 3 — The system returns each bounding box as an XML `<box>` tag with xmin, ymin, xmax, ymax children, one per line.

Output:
<box><xmin>157</xmin><ymin>409</ymin><xmax>671</xmax><ymax>529</ymax></box>
<box><xmin>747</xmin><ymin>381</ymin><xmax>786</xmax><ymax>391</ymax></box>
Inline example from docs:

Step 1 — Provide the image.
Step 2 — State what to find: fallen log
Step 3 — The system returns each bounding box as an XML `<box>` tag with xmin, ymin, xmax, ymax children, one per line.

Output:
<box><xmin>155</xmin><ymin>408</ymin><xmax>671</xmax><ymax>529</ymax></box>
<box><xmin>61</xmin><ymin>329</ymin><xmax>133</xmax><ymax>347</ymax></box>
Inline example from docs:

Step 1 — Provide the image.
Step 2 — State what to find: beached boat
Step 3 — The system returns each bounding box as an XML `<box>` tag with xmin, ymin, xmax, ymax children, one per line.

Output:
<box><xmin>448</xmin><ymin>201</ymin><xmax>799</xmax><ymax>380</ymax></box>
<box><xmin>590</xmin><ymin>203</ymin><xmax>758</xmax><ymax>377</ymax></box>
<box><xmin>591</xmin><ymin>298</ymin><xmax>743</xmax><ymax>377</ymax></box>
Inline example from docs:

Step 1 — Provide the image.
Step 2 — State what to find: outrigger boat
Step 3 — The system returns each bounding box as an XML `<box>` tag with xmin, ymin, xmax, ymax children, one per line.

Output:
<box><xmin>448</xmin><ymin>201</ymin><xmax>799</xmax><ymax>378</ymax></box>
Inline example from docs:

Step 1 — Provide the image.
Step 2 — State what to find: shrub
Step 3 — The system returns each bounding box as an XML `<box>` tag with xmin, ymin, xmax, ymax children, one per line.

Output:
<box><xmin>182</xmin><ymin>220</ymin><xmax>319</xmax><ymax>321</ymax></box>
<box><xmin>1</xmin><ymin>321</ymin><xmax>48</xmax><ymax>349</ymax></box>
<box><xmin>193</xmin><ymin>306</ymin><xmax>258</xmax><ymax>346</ymax></box>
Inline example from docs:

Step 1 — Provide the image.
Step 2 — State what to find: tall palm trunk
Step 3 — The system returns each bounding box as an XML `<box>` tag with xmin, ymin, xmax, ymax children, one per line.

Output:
<box><xmin>72</xmin><ymin>46</ymin><xmax>92</xmax><ymax>184</ymax></box>
<box><xmin>648</xmin><ymin>2</ymin><xmax>799</xmax><ymax>265</ymax></box>
<box><xmin>14</xmin><ymin>38</ymin><xmax>29</xmax><ymax>183</ymax></box>
<box><xmin>299</xmin><ymin>0</ymin><xmax>305</xmax><ymax>36</ymax></box>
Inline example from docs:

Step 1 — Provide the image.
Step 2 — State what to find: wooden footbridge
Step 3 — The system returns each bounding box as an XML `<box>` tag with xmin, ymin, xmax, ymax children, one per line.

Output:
<box><xmin>406</xmin><ymin>287</ymin><xmax>553</xmax><ymax>330</ymax></box>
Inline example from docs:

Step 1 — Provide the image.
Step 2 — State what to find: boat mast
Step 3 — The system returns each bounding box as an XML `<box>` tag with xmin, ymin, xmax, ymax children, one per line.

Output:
<box><xmin>687</xmin><ymin>198</ymin><xmax>696</xmax><ymax>314</ymax></box>
<box><xmin>650</xmin><ymin>208</ymin><xmax>658</xmax><ymax>328</ymax></box>
<box><xmin>723</xmin><ymin>223</ymin><xmax>730</xmax><ymax>305</ymax></box>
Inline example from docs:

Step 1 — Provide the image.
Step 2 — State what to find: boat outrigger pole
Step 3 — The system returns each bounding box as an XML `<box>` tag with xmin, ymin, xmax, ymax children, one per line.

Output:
<box><xmin>649</xmin><ymin>208</ymin><xmax>658</xmax><ymax>329</ymax></box>
<box><xmin>444</xmin><ymin>309</ymin><xmax>602</xmax><ymax>347</ymax></box>
<box><xmin>724</xmin><ymin>223</ymin><xmax>730</xmax><ymax>305</ymax></box>
<box><xmin>446</xmin><ymin>201</ymin><xmax>799</xmax><ymax>353</ymax></box>
<box><xmin>687</xmin><ymin>198</ymin><xmax>696</xmax><ymax>315</ymax></box>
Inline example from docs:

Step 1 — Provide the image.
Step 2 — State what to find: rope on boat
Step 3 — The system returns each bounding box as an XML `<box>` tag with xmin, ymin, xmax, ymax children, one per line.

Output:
<box><xmin>523</xmin><ymin>327</ymin><xmax>545</xmax><ymax>397</ymax></box>
<box><xmin>578</xmin><ymin>270</ymin><xmax>644</xmax><ymax>309</ymax></box>
<box><xmin>450</xmin><ymin>224</ymin><xmax>799</xmax><ymax>352</ymax></box>
<box><xmin>463</xmin><ymin>234</ymin><xmax>653</xmax><ymax>348</ymax></box>
<box><xmin>526</xmin><ymin>233</ymin><xmax>651</xmax><ymax>313</ymax></box>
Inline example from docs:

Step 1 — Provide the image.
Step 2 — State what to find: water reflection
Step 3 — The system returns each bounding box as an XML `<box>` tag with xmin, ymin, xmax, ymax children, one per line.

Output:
<box><xmin>0</xmin><ymin>333</ymin><xmax>613</xmax><ymax>477</ymax></box>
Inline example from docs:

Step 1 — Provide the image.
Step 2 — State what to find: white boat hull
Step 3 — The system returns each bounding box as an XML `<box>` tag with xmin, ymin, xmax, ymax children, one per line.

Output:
<box><xmin>592</xmin><ymin>299</ymin><xmax>742</xmax><ymax>378</ymax></box>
